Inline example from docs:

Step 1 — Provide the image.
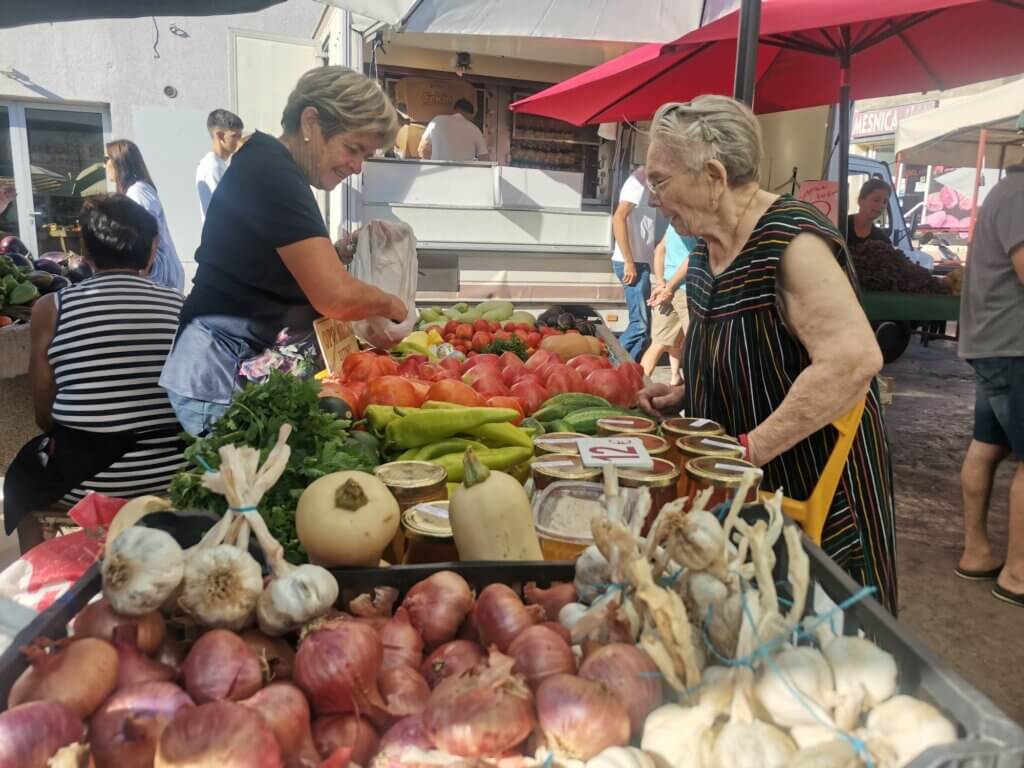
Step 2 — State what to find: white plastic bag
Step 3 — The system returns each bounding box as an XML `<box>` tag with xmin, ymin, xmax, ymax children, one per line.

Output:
<box><xmin>349</xmin><ymin>219</ymin><xmax>419</xmax><ymax>349</ymax></box>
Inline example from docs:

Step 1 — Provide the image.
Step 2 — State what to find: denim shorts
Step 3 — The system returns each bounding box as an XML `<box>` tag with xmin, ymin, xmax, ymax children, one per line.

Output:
<box><xmin>971</xmin><ymin>357</ymin><xmax>1024</xmax><ymax>459</ymax></box>
<box><xmin>167</xmin><ymin>392</ymin><xmax>230</xmax><ymax>437</ymax></box>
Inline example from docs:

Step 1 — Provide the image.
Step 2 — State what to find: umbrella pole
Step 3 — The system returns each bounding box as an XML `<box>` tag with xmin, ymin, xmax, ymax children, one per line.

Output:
<box><xmin>733</xmin><ymin>0</ymin><xmax>762</xmax><ymax>106</ymax></box>
<box><xmin>968</xmin><ymin>128</ymin><xmax>988</xmax><ymax>243</ymax></box>
<box><xmin>837</xmin><ymin>56</ymin><xmax>852</xmax><ymax>240</ymax></box>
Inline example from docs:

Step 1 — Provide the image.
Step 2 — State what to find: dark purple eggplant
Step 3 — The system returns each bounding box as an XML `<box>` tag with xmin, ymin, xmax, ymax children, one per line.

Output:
<box><xmin>43</xmin><ymin>274</ymin><xmax>70</xmax><ymax>293</ymax></box>
<box><xmin>34</xmin><ymin>259</ymin><xmax>65</xmax><ymax>275</ymax></box>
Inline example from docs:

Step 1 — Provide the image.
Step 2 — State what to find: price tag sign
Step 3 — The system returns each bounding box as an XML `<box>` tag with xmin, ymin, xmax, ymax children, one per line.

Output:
<box><xmin>577</xmin><ymin>437</ymin><xmax>654</xmax><ymax>470</ymax></box>
<box><xmin>314</xmin><ymin>317</ymin><xmax>360</xmax><ymax>376</ymax></box>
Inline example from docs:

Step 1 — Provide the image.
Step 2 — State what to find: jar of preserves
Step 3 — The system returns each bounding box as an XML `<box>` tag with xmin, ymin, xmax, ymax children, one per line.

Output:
<box><xmin>533</xmin><ymin>432</ymin><xmax>587</xmax><ymax>456</ymax></box>
<box><xmin>374</xmin><ymin>461</ymin><xmax>448</xmax><ymax>564</ymax></box>
<box><xmin>684</xmin><ymin>456</ymin><xmax>762</xmax><ymax>512</ymax></box>
<box><xmin>617</xmin><ymin>457</ymin><xmax>680</xmax><ymax>535</ymax></box>
<box><xmin>675</xmin><ymin>435</ymin><xmax>744</xmax><ymax>500</ymax></box>
<box><xmin>661</xmin><ymin>416</ymin><xmax>725</xmax><ymax>467</ymax></box>
<box><xmin>401</xmin><ymin>502</ymin><xmax>459</xmax><ymax>564</ymax></box>
<box><xmin>531</xmin><ymin>453</ymin><xmax>601</xmax><ymax>493</ymax></box>
<box><xmin>596</xmin><ymin>415</ymin><xmax>658</xmax><ymax>436</ymax></box>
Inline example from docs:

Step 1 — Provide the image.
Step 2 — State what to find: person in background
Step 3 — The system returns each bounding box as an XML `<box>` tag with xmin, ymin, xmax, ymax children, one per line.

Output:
<box><xmin>160</xmin><ymin>66</ymin><xmax>407</xmax><ymax>436</ymax></box>
<box><xmin>612</xmin><ymin>165</ymin><xmax>656</xmax><ymax>362</ymax></box>
<box><xmin>105</xmin><ymin>140</ymin><xmax>184</xmax><ymax>293</ymax></box>
<box><xmin>640</xmin><ymin>225</ymin><xmax>697</xmax><ymax>383</ymax></box>
<box><xmin>847</xmin><ymin>178</ymin><xmax>893</xmax><ymax>249</ymax></box>
<box><xmin>955</xmin><ymin>161</ymin><xmax>1024</xmax><ymax>607</ymax></box>
<box><xmin>4</xmin><ymin>194</ymin><xmax>185</xmax><ymax>552</ymax></box>
<box><xmin>417</xmin><ymin>99</ymin><xmax>489</xmax><ymax>161</ymax></box>
<box><xmin>196</xmin><ymin>108</ymin><xmax>244</xmax><ymax>223</ymax></box>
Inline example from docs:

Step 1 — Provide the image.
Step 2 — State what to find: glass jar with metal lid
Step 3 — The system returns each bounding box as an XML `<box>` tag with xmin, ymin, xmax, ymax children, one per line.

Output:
<box><xmin>533</xmin><ymin>432</ymin><xmax>587</xmax><ymax>457</ymax></box>
<box><xmin>684</xmin><ymin>456</ymin><xmax>762</xmax><ymax>512</ymax></box>
<box><xmin>661</xmin><ymin>416</ymin><xmax>726</xmax><ymax>467</ymax></box>
<box><xmin>675</xmin><ymin>434</ymin><xmax>744</xmax><ymax>500</ymax></box>
<box><xmin>374</xmin><ymin>461</ymin><xmax>448</xmax><ymax>563</ymax></box>
<box><xmin>617</xmin><ymin>457</ymin><xmax>680</xmax><ymax>534</ymax></box>
<box><xmin>402</xmin><ymin>501</ymin><xmax>458</xmax><ymax>564</ymax></box>
<box><xmin>531</xmin><ymin>453</ymin><xmax>601</xmax><ymax>493</ymax></box>
<box><xmin>634</xmin><ymin>433</ymin><xmax>670</xmax><ymax>459</ymax></box>
<box><xmin>596</xmin><ymin>415</ymin><xmax>657</xmax><ymax>436</ymax></box>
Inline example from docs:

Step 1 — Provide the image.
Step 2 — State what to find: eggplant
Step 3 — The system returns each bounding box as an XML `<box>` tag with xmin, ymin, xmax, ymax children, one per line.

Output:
<box><xmin>43</xmin><ymin>274</ymin><xmax>70</xmax><ymax>294</ymax></box>
<box><xmin>26</xmin><ymin>270</ymin><xmax>54</xmax><ymax>289</ymax></box>
<box><xmin>34</xmin><ymin>259</ymin><xmax>65</xmax><ymax>275</ymax></box>
<box><xmin>67</xmin><ymin>264</ymin><xmax>93</xmax><ymax>283</ymax></box>
<box><xmin>6</xmin><ymin>252</ymin><xmax>31</xmax><ymax>270</ymax></box>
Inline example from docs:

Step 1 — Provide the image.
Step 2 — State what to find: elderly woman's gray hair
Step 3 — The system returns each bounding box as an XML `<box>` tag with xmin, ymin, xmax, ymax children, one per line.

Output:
<box><xmin>650</xmin><ymin>95</ymin><xmax>763</xmax><ymax>187</ymax></box>
<box><xmin>282</xmin><ymin>66</ymin><xmax>399</xmax><ymax>145</ymax></box>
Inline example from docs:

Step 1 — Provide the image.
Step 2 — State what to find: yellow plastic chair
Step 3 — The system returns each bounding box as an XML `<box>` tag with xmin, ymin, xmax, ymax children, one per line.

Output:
<box><xmin>760</xmin><ymin>398</ymin><xmax>866</xmax><ymax>544</ymax></box>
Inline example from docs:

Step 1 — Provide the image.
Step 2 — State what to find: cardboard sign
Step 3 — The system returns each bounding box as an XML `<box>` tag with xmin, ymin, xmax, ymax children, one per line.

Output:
<box><xmin>313</xmin><ymin>317</ymin><xmax>359</xmax><ymax>376</ymax></box>
<box><xmin>578</xmin><ymin>437</ymin><xmax>654</xmax><ymax>470</ymax></box>
<box><xmin>394</xmin><ymin>77</ymin><xmax>477</xmax><ymax>124</ymax></box>
<box><xmin>798</xmin><ymin>180</ymin><xmax>839</xmax><ymax>225</ymax></box>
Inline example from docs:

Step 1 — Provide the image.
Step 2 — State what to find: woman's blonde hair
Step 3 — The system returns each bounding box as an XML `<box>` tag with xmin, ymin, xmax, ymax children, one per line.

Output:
<box><xmin>281</xmin><ymin>66</ymin><xmax>399</xmax><ymax>145</ymax></box>
<box><xmin>650</xmin><ymin>95</ymin><xmax>763</xmax><ymax>187</ymax></box>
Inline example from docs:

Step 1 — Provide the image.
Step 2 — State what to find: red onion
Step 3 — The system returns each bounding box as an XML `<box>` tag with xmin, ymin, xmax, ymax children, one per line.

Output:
<box><xmin>378</xmin><ymin>714</ymin><xmax>432</xmax><ymax>753</ymax></box>
<box><xmin>420</xmin><ymin>641</ymin><xmax>486</xmax><ymax>689</ymax></box>
<box><xmin>241</xmin><ymin>630</ymin><xmax>296</xmax><ymax>683</ymax></box>
<box><xmin>473</xmin><ymin>584</ymin><xmax>544</xmax><ymax>653</ymax></box>
<box><xmin>423</xmin><ymin>649</ymin><xmax>534</xmax><ymax>757</ymax></box>
<box><xmin>319</xmin><ymin>747</ymin><xmax>353</xmax><ymax>768</ymax></box>
<box><xmin>507</xmin><ymin>625</ymin><xmax>575</xmax><ymax>691</ymax></box>
<box><xmin>182</xmin><ymin>630</ymin><xmax>262</xmax><ymax>704</ymax></box>
<box><xmin>155</xmin><ymin>638</ymin><xmax>189</xmax><ymax>672</ymax></box>
<box><xmin>0</xmin><ymin>701</ymin><xmax>83</xmax><ymax>768</ymax></box>
<box><xmin>524</xmin><ymin>582</ymin><xmax>577</xmax><ymax>623</ymax></box>
<box><xmin>295</xmin><ymin>619</ymin><xmax>384</xmax><ymax>716</ymax></box>
<box><xmin>579</xmin><ymin>643</ymin><xmax>663</xmax><ymax>737</ymax></box>
<box><xmin>581</xmin><ymin>639</ymin><xmax>606</xmax><ymax>660</ymax></box>
<box><xmin>241</xmin><ymin>683</ymin><xmax>320</xmax><ymax>768</ymax></box>
<box><xmin>9</xmin><ymin>637</ymin><xmax>118</xmax><ymax>718</ymax></box>
<box><xmin>114</xmin><ymin>625</ymin><xmax>176</xmax><ymax>689</ymax></box>
<box><xmin>350</xmin><ymin>586</ymin><xmax>399</xmax><ymax>618</ymax></box>
<box><xmin>540</xmin><ymin>622</ymin><xmax>572</xmax><ymax>645</ymax></box>
<box><xmin>74</xmin><ymin>598</ymin><xmax>166</xmax><ymax>654</ymax></box>
<box><xmin>535</xmin><ymin>674</ymin><xmax>630</xmax><ymax>760</ymax></box>
<box><xmin>155</xmin><ymin>701</ymin><xmax>283</xmax><ymax>767</ymax></box>
<box><xmin>379</xmin><ymin>665</ymin><xmax>431</xmax><ymax>717</ymax></box>
<box><xmin>401</xmin><ymin>571</ymin><xmax>474</xmax><ymax>649</ymax></box>
<box><xmin>312</xmin><ymin>715</ymin><xmax>379</xmax><ymax>766</ymax></box>
<box><xmin>89</xmin><ymin>682</ymin><xmax>194</xmax><ymax>768</ymax></box>
<box><xmin>380</xmin><ymin>608</ymin><xmax>424</xmax><ymax>671</ymax></box>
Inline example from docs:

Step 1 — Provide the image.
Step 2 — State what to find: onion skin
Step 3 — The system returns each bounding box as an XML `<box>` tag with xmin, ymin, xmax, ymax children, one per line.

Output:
<box><xmin>89</xmin><ymin>682</ymin><xmax>194</xmax><ymax>768</ymax></box>
<box><xmin>524</xmin><ymin>582</ymin><xmax>577</xmax><ymax>623</ymax></box>
<box><xmin>579</xmin><ymin>644</ymin><xmax>662</xmax><ymax>737</ymax></box>
<box><xmin>420</xmin><ymin>641</ymin><xmax>486</xmax><ymax>689</ymax></box>
<box><xmin>114</xmin><ymin>625</ymin><xmax>176</xmax><ymax>690</ymax></box>
<box><xmin>536</xmin><ymin>674</ymin><xmax>630</xmax><ymax>761</ymax></box>
<box><xmin>400</xmin><ymin>571</ymin><xmax>474</xmax><ymax>650</ymax></box>
<box><xmin>182</xmin><ymin>630</ymin><xmax>262</xmax><ymax>704</ymax></box>
<box><xmin>241</xmin><ymin>683</ymin><xmax>320</xmax><ymax>768</ymax></box>
<box><xmin>241</xmin><ymin>630</ymin><xmax>296</xmax><ymax>683</ymax></box>
<box><xmin>312</xmin><ymin>715</ymin><xmax>379</xmax><ymax>766</ymax></box>
<box><xmin>380</xmin><ymin>608</ymin><xmax>424</xmax><ymax>671</ymax></box>
<box><xmin>540</xmin><ymin>622</ymin><xmax>572</xmax><ymax>645</ymax></box>
<box><xmin>379</xmin><ymin>665</ymin><xmax>431</xmax><ymax>717</ymax></box>
<box><xmin>0</xmin><ymin>701</ymin><xmax>83</xmax><ymax>768</ymax></box>
<box><xmin>378</xmin><ymin>715</ymin><xmax>433</xmax><ymax>753</ymax></box>
<box><xmin>508</xmin><ymin>625</ymin><xmax>576</xmax><ymax>691</ymax></box>
<box><xmin>155</xmin><ymin>700</ymin><xmax>283</xmax><ymax>768</ymax></box>
<box><xmin>154</xmin><ymin>639</ymin><xmax>189</xmax><ymax>673</ymax></box>
<box><xmin>473</xmin><ymin>584</ymin><xmax>545</xmax><ymax>653</ymax></box>
<box><xmin>74</xmin><ymin>598</ymin><xmax>166</xmax><ymax>655</ymax></box>
<box><xmin>9</xmin><ymin>637</ymin><xmax>118</xmax><ymax>719</ymax></box>
<box><xmin>295</xmin><ymin>619</ymin><xmax>384</xmax><ymax>716</ymax></box>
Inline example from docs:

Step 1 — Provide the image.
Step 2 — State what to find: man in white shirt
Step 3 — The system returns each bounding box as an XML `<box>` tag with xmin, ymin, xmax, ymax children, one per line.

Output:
<box><xmin>196</xmin><ymin>109</ymin><xmax>243</xmax><ymax>223</ymax></box>
<box><xmin>611</xmin><ymin>166</ymin><xmax>657</xmax><ymax>361</ymax></box>
<box><xmin>417</xmin><ymin>99</ymin><xmax>489</xmax><ymax>162</ymax></box>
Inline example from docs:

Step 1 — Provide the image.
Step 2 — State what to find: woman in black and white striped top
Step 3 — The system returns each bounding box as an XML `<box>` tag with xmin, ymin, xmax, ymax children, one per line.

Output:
<box><xmin>5</xmin><ymin>194</ymin><xmax>186</xmax><ymax>550</ymax></box>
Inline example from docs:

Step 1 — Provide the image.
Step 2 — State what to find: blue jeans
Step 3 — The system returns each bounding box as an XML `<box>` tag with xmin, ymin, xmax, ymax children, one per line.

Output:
<box><xmin>167</xmin><ymin>392</ymin><xmax>230</xmax><ymax>437</ymax></box>
<box><xmin>612</xmin><ymin>261</ymin><xmax>652</xmax><ymax>362</ymax></box>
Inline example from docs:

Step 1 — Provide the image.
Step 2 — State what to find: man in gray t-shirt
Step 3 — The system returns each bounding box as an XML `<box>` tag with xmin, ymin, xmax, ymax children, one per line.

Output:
<box><xmin>956</xmin><ymin>163</ymin><xmax>1024</xmax><ymax>607</ymax></box>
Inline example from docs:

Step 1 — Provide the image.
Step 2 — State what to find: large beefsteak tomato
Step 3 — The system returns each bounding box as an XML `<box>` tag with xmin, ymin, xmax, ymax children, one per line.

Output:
<box><xmin>510</xmin><ymin>379</ymin><xmax>550</xmax><ymax>415</ymax></box>
<box><xmin>486</xmin><ymin>396</ymin><xmax>525</xmax><ymax>424</ymax></box>
<box><xmin>583</xmin><ymin>369</ymin><xmax>635</xmax><ymax>408</ymax></box>
<box><xmin>426</xmin><ymin>379</ymin><xmax>482</xmax><ymax>407</ymax></box>
<box><xmin>366</xmin><ymin>375</ymin><xmax>421</xmax><ymax>407</ymax></box>
<box><xmin>544</xmin><ymin>364</ymin><xmax>585</xmax><ymax>395</ymax></box>
<box><xmin>342</xmin><ymin>351</ymin><xmax>398</xmax><ymax>382</ymax></box>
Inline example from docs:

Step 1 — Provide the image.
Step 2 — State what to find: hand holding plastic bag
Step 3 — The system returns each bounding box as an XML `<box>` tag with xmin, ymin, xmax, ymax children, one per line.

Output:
<box><xmin>349</xmin><ymin>220</ymin><xmax>418</xmax><ymax>349</ymax></box>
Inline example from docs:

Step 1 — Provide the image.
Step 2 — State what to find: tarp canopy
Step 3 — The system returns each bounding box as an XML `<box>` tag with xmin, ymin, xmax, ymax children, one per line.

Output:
<box><xmin>2</xmin><ymin>0</ymin><xmax>286</xmax><ymax>28</ymax></box>
<box><xmin>895</xmin><ymin>78</ymin><xmax>1024</xmax><ymax>167</ymax></box>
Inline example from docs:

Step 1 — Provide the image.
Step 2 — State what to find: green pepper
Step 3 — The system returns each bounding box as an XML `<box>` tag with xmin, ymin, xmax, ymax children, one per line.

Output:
<box><xmin>464</xmin><ymin>421</ymin><xmax>533</xmax><ymax>450</ymax></box>
<box><xmin>365</xmin><ymin>404</ymin><xmax>414</xmax><ymax>433</ymax></box>
<box><xmin>396</xmin><ymin>447</ymin><xmax>421</xmax><ymax>461</ymax></box>
<box><xmin>429</xmin><ymin>446</ymin><xmax>533</xmax><ymax>483</ymax></box>
<box><xmin>8</xmin><ymin>281</ymin><xmax>39</xmax><ymax>305</ymax></box>
<box><xmin>386</xmin><ymin>407</ymin><xmax>521</xmax><ymax>449</ymax></box>
<box><xmin>422</xmin><ymin>401</ymin><xmax>463</xmax><ymax>410</ymax></box>
<box><xmin>414</xmin><ymin>438</ymin><xmax>487</xmax><ymax>460</ymax></box>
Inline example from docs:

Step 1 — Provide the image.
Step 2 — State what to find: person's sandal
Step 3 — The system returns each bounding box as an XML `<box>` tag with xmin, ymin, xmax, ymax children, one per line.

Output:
<box><xmin>953</xmin><ymin>564</ymin><xmax>1003</xmax><ymax>581</ymax></box>
<box><xmin>992</xmin><ymin>584</ymin><xmax>1024</xmax><ymax>607</ymax></box>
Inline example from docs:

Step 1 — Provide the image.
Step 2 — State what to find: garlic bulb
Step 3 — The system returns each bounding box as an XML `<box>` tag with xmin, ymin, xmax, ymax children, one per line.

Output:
<box><xmin>865</xmin><ymin>695</ymin><xmax>956</xmax><ymax>767</ymax></box>
<box><xmin>789</xmin><ymin>725</ymin><xmax>840</xmax><ymax>750</ymax></box>
<box><xmin>559</xmin><ymin>602</ymin><xmax>589</xmax><ymax>632</ymax></box>
<box><xmin>179</xmin><ymin>541</ymin><xmax>263</xmax><ymax>630</ymax></box>
<box><xmin>641</xmin><ymin>704</ymin><xmax>717</xmax><ymax>768</ymax></box>
<box><xmin>784</xmin><ymin>739</ymin><xmax>861</xmax><ymax>768</ymax></box>
<box><xmin>586</xmin><ymin>746</ymin><xmax>657</xmax><ymax>768</ymax></box>
<box><xmin>102</xmin><ymin>526</ymin><xmax>184</xmax><ymax>616</ymax></box>
<box><xmin>707</xmin><ymin>720</ymin><xmax>796</xmax><ymax>768</ymax></box>
<box><xmin>574</xmin><ymin>545</ymin><xmax>610</xmax><ymax>604</ymax></box>
<box><xmin>814</xmin><ymin>622</ymin><xmax>897</xmax><ymax>720</ymax></box>
<box><xmin>754</xmin><ymin>646</ymin><xmax>835</xmax><ymax>729</ymax></box>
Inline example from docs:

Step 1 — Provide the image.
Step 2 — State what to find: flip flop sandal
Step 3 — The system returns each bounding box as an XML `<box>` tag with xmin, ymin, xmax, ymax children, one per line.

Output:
<box><xmin>992</xmin><ymin>584</ymin><xmax>1024</xmax><ymax>607</ymax></box>
<box><xmin>953</xmin><ymin>564</ymin><xmax>1004</xmax><ymax>581</ymax></box>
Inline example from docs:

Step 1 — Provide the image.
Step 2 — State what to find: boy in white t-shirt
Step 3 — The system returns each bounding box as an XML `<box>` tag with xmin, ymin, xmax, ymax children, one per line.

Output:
<box><xmin>611</xmin><ymin>166</ymin><xmax>656</xmax><ymax>361</ymax></box>
<box><xmin>196</xmin><ymin>109</ymin><xmax>244</xmax><ymax>223</ymax></box>
<box><xmin>417</xmin><ymin>100</ymin><xmax>489</xmax><ymax>162</ymax></box>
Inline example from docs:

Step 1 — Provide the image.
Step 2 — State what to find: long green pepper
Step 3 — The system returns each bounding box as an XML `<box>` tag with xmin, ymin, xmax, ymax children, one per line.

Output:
<box><xmin>428</xmin><ymin>446</ymin><xmax>533</xmax><ymax>482</ymax></box>
<box><xmin>386</xmin><ymin>407</ymin><xmax>520</xmax><ymax>449</ymax></box>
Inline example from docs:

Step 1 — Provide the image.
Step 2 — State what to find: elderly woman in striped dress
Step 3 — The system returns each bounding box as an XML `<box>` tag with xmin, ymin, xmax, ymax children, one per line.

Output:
<box><xmin>637</xmin><ymin>95</ymin><xmax>897</xmax><ymax>614</ymax></box>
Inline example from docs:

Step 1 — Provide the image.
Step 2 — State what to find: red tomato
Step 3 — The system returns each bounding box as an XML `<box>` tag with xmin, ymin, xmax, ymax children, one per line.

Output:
<box><xmin>489</xmin><ymin>322</ymin><xmax>501</xmax><ymax>333</ymax></box>
<box><xmin>617</xmin><ymin>361</ymin><xmax>645</xmax><ymax>390</ymax></box>
<box><xmin>471</xmin><ymin>376</ymin><xmax>510</xmax><ymax>398</ymax></box>
<box><xmin>493</xmin><ymin>330</ymin><xmax>512</xmax><ymax>342</ymax></box>
<box><xmin>568</xmin><ymin>354</ymin><xmax>613</xmax><ymax>371</ymax></box>
<box><xmin>455</xmin><ymin>324</ymin><xmax>474</xmax><ymax>340</ymax></box>
<box><xmin>417</xmin><ymin>363</ymin><xmax>442</xmax><ymax>382</ymax></box>
<box><xmin>503</xmin><ymin>322</ymin><xmax>517</xmax><ymax>332</ymax></box>
<box><xmin>500</xmin><ymin>351</ymin><xmax>526</xmax><ymax>371</ymax></box>
<box><xmin>436</xmin><ymin>368</ymin><xmax>460</xmax><ymax>381</ymax></box>
<box><xmin>366</xmin><ymin>375</ymin><xmax>421</xmax><ymax>407</ymax></box>
<box><xmin>407</xmin><ymin>379</ymin><xmax>430</xmax><ymax>406</ymax></box>
<box><xmin>545</xmin><ymin>365</ymin><xmax>586</xmax><ymax>395</ymax></box>
<box><xmin>472</xmin><ymin>318</ymin><xmax>490</xmax><ymax>334</ymax></box>
<box><xmin>539</xmin><ymin>326</ymin><xmax>559</xmax><ymax>336</ymax></box>
<box><xmin>443</xmin><ymin>320</ymin><xmax>459</xmax><ymax>337</ymax></box>
<box><xmin>584</xmin><ymin>369</ymin><xmax>635</xmax><ymax>408</ymax></box>
<box><xmin>471</xmin><ymin>331</ymin><xmax>493</xmax><ymax>352</ymax></box>
<box><xmin>512</xmin><ymin>371</ymin><xmax>545</xmax><ymax>389</ymax></box>
<box><xmin>342</xmin><ymin>351</ymin><xmax>399</xmax><ymax>383</ymax></box>
<box><xmin>319</xmin><ymin>381</ymin><xmax>367</xmax><ymax>418</ymax></box>
<box><xmin>526</xmin><ymin>331</ymin><xmax>541</xmax><ymax>348</ymax></box>
<box><xmin>462</xmin><ymin>364</ymin><xmax>503</xmax><ymax>389</ymax></box>
<box><xmin>525</xmin><ymin>348</ymin><xmax>560</xmax><ymax>371</ymax></box>
<box><xmin>463</xmin><ymin>354</ymin><xmax>501</xmax><ymax>372</ymax></box>
<box><xmin>513</xmin><ymin>329</ymin><xmax>529</xmax><ymax>344</ymax></box>
<box><xmin>501</xmin><ymin>365</ymin><xmax>523</xmax><ymax>388</ymax></box>
<box><xmin>397</xmin><ymin>355</ymin><xmax>428</xmax><ymax>379</ymax></box>
<box><xmin>510</xmin><ymin>380</ymin><xmax>550</xmax><ymax>416</ymax></box>
<box><xmin>426</xmin><ymin>379</ymin><xmax>483</xmax><ymax>407</ymax></box>
<box><xmin>486</xmin><ymin>396</ymin><xmax>525</xmax><ymax>425</ymax></box>
<box><xmin>439</xmin><ymin>356</ymin><xmax>462</xmax><ymax>374</ymax></box>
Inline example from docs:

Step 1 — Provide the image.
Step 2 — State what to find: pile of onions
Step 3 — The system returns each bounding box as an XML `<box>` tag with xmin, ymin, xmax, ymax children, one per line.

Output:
<box><xmin>114</xmin><ymin>625</ymin><xmax>176</xmax><ymax>690</ymax></box>
<box><xmin>89</xmin><ymin>682</ymin><xmax>194</xmax><ymax>768</ymax></box>
<box><xmin>241</xmin><ymin>630</ymin><xmax>296</xmax><ymax>683</ymax></box>
<box><xmin>420</xmin><ymin>641</ymin><xmax>486</xmax><ymax>689</ymax></box>
<box><xmin>74</xmin><ymin>598</ymin><xmax>166</xmax><ymax>655</ymax></box>
<box><xmin>155</xmin><ymin>639</ymin><xmax>189</xmax><ymax>672</ymax></box>
<box><xmin>524</xmin><ymin>582</ymin><xmax>577</xmax><ymax>623</ymax></box>
<box><xmin>541</xmin><ymin>622</ymin><xmax>572</xmax><ymax>645</ymax></box>
<box><xmin>241</xmin><ymin>683</ymin><xmax>319</xmax><ymax>767</ymax></box>
<box><xmin>295</xmin><ymin>620</ymin><xmax>384</xmax><ymax>715</ymax></box>
<box><xmin>536</xmin><ymin>674</ymin><xmax>630</xmax><ymax>760</ymax></box>
<box><xmin>579</xmin><ymin>644</ymin><xmax>662</xmax><ymax>737</ymax></box>
<box><xmin>182</xmin><ymin>630</ymin><xmax>262</xmax><ymax>704</ymax></box>
<box><xmin>155</xmin><ymin>701</ymin><xmax>283</xmax><ymax>767</ymax></box>
<box><xmin>423</xmin><ymin>649</ymin><xmax>534</xmax><ymax>757</ymax></box>
<box><xmin>473</xmin><ymin>584</ymin><xmax>545</xmax><ymax>653</ymax></box>
<box><xmin>379</xmin><ymin>608</ymin><xmax>423</xmax><ymax>671</ymax></box>
<box><xmin>508</xmin><ymin>625</ymin><xmax>575</xmax><ymax>691</ymax></box>
<box><xmin>9</xmin><ymin>637</ymin><xmax>118</xmax><ymax>718</ymax></box>
<box><xmin>312</xmin><ymin>715</ymin><xmax>380</xmax><ymax>766</ymax></box>
<box><xmin>379</xmin><ymin>666</ymin><xmax>431</xmax><ymax>717</ymax></box>
<box><xmin>0</xmin><ymin>701</ymin><xmax>83</xmax><ymax>768</ymax></box>
<box><xmin>401</xmin><ymin>571</ymin><xmax>474</xmax><ymax>650</ymax></box>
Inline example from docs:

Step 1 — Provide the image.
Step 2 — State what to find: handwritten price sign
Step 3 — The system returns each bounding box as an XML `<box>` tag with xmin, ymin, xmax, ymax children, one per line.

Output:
<box><xmin>577</xmin><ymin>437</ymin><xmax>654</xmax><ymax>470</ymax></box>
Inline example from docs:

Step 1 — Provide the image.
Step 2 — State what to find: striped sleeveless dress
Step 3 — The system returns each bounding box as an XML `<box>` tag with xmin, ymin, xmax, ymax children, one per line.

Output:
<box><xmin>48</xmin><ymin>273</ymin><xmax>187</xmax><ymax>505</ymax></box>
<box><xmin>683</xmin><ymin>196</ymin><xmax>898</xmax><ymax>614</ymax></box>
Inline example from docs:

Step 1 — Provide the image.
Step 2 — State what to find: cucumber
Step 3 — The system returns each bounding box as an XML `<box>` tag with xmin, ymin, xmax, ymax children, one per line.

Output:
<box><xmin>542</xmin><ymin>393</ymin><xmax>612</xmax><ymax>411</ymax></box>
<box><xmin>520</xmin><ymin>417</ymin><xmax>545</xmax><ymax>436</ymax></box>
<box><xmin>562</xmin><ymin>406</ymin><xmax>637</xmax><ymax>435</ymax></box>
<box><xmin>548</xmin><ymin>419</ymin><xmax>573</xmax><ymax>433</ymax></box>
<box><xmin>531</xmin><ymin>403</ymin><xmax>569</xmax><ymax>423</ymax></box>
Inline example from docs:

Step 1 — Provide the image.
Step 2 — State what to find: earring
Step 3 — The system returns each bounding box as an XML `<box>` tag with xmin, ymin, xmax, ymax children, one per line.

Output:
<box><xmin>304</xmin><ymin>135</ymin><xmax>310</xmax><ymax>143</ymax></box>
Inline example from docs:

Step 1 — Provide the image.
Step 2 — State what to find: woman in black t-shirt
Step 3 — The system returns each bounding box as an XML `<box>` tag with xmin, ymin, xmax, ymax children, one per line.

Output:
<box><xmin>847</xmin><ymin>178</ymin><xmax>893</xmax><ymax>249</ymax></box>
<box><xmin>161</xmin><ymin>66</ymin><xmax>407</xmax><ymax>435</ymax></box>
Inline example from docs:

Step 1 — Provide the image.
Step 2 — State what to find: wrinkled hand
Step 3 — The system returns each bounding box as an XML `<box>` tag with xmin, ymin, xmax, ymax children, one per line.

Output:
<box><xmin>335</xmin><ymin>228</ymin><xmax>358</xmax><ymax>266</ymax></box>
<box><xmin>648</xmin><ymin>284</ymin><xmax>673</xmax><ymax>307</ymax></box>
<box><xmin>621</xmin><ymin>262</ymin><xmax>638</xmax><ymax>286</ymax></box>
<box><xmin>637</xmin><ymin>382</ymin><xmax>685</xmax><ymax>418</ymax></box>
<box><xmin>386</xmin><ymin>294</ymin><xmax>408</xmax><ymax>324</ymax></box>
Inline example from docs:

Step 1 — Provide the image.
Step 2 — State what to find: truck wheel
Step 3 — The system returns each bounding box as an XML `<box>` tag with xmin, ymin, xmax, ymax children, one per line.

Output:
<box><xmin>874</xmin><ymin>321</ymin><xmax>912</xmax><ymax>364</ymax></box>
